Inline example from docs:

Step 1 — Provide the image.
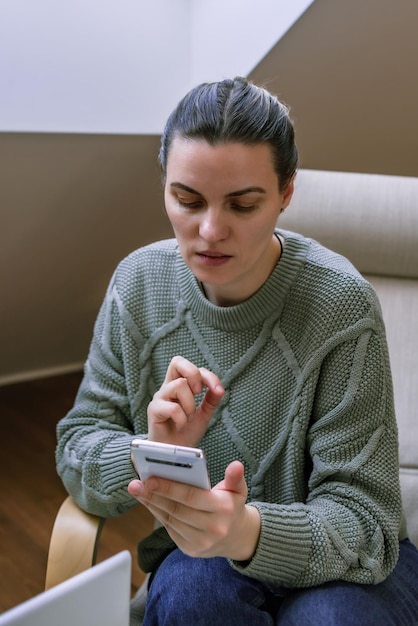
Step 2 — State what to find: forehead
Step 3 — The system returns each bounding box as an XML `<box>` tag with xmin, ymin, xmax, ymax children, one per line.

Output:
<box><xmin>165</xmin><ymin>138</ymin><xmax>277</xmax><ymax>185</ymax></box>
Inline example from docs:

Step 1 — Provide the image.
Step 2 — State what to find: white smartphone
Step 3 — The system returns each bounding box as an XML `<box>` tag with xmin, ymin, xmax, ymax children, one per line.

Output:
<box><xmin>130</xmin><ymin>439</ymin><xmax>211</xmax><ymax>490</ymax></box>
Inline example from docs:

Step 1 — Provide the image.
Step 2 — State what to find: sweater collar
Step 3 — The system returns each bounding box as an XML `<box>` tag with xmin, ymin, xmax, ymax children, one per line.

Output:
<box><xmin>176</xmin><ymin>231</ymin><xmax>309</xmax><ymax>331</ymax></box>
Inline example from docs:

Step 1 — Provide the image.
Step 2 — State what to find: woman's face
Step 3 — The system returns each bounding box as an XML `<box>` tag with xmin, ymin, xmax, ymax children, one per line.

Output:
<box><xmin>164</xmin><ymin>138</ymin><xmax>294</xmax><ymax>306</ymax></box>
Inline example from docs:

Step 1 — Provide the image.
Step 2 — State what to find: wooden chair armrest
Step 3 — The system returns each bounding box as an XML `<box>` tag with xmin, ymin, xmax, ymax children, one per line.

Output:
<box><xmin>45</xmin><ymin>495</ymin><xmax>105</xmax><ymax>590</ymax></box>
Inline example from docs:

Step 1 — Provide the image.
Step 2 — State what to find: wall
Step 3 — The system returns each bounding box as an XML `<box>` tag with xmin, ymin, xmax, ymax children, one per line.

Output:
<box><xmin>2</xmin><ymin>0</ymin><xmax>418</xmax><ymax>383</ymax></box>
<box><xmin>0</xmin><ymin>133</ymin><xmax>172</xmax><ymax>383</ymax></box>
<box><xmin>0</xmin><ymin>0</ymin><xmax>314</xmax><ymax>383</ymax></box>
<box><xmin>0</xmin><ymin>0</ymin><xmax>191</xmax><ymax>134</ymax></box>
<box><xmin>189</xmin><ymin>0</ymin><xmax>313</xmax><ymax>84</ymax></box>
<box><xmin>0</xmin><ymin>0</ymin><xmax>310</xmax><ymax>134</ymax></box>
<box><xmin>250</xmin><ymin>0</ymin><xmax>418</xmax><ymax>176</ymax></box>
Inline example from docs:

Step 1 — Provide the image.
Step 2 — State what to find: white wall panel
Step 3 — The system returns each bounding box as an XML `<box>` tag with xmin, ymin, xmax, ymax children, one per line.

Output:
<box><xmin>0</xmin><ymin>0</ymin><xmax>313</xmax><ymax>133</ymax></box>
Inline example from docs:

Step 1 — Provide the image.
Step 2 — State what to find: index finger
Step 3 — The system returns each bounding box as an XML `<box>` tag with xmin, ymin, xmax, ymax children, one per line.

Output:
<box><xmin>164</xmin><ymin>356</ymin><xmax>203</xmax><ymax>394</ymax></box>
<box><xmin>165</xmin><ymin>357</ymin><xmax>224</xmax><ymax>398</ymax></box>
<box><xmin>143</xmin><ymin>476</ymin><xmax>214</xmax><ymax>513</ymax></box>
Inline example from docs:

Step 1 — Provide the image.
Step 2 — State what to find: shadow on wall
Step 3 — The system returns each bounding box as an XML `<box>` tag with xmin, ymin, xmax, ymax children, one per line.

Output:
<box><xmin>0</xmin><ymin>133</ymin><xmax>172</xmax><ymax>383</ymax></box>
<box><xmin>250</xmin><ymin>0</ymin><xmax>418</xmax><ymax>176</ymax></box>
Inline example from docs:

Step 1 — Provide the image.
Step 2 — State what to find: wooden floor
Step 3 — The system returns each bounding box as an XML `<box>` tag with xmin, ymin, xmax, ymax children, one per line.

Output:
<box><xmin>0</xmin><ymin>372</ymin><xmax>153</xmax><ymax>614</ymax></box>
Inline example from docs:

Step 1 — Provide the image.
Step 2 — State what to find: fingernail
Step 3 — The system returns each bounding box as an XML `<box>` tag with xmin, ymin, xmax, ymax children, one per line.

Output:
<box><xmin>131</xmin><ymin>481</ymin><xmax>145</xmax><ymax>497</ymax></box>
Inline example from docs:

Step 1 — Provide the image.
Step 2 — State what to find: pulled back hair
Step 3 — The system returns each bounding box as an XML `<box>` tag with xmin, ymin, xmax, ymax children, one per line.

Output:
<box><xmin>159</xmin><ymin>77</ymin><xmax>298</xmax><ymax>192</ymax></box>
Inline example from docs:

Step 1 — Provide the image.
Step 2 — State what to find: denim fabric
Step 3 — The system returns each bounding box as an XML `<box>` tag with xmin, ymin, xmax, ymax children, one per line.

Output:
<box><xmin>142</xmin><ymin>539</ymin><xmax>418</xmax><ymax>625</ymax></box>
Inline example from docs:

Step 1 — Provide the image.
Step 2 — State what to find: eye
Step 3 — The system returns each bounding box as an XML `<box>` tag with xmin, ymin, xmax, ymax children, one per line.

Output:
<box><xmin>176</xmin><ymin>195</ymin><xmax>204</xmax><ymax>209</ymax></box>
<box><xmin>230</xmin><ymin>201</ymin><xmax>257</xmax><ymax>213</ymax></box>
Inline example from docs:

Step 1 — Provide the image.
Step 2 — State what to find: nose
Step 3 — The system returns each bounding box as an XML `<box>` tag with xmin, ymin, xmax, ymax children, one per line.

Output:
<box><xmin>199</xmin><ymin>207</ymin><xmax>229</xmax><ymax>242</ymax></box>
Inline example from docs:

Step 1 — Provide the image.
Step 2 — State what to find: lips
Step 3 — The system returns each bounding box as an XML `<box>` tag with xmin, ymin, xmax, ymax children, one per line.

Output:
<box><xmin>199</xmin><ymin>250</ymin><xmax>229</xmax><ymax>257</ymax></box>
<box><xmin>196</xmin><ymin>250</ymin><xmax>232</xmax><ymax>266</ymax></box>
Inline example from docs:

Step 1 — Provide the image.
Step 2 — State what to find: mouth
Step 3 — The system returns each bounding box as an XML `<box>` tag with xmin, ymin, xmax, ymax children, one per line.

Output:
<box><xmin>196</xmin><ymin>250</ymin><xmax>232</xmax><ymax>266</ymax></box>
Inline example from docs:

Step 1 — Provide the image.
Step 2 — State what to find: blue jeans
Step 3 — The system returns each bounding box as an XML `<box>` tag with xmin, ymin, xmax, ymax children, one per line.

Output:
<box><xmin>142</xmin><ymin>539</ymin><xmax>418</xmax><ymax>625</ymax></box>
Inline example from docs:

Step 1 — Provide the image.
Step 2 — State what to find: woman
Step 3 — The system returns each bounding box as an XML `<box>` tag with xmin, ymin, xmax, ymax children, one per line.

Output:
<box><xmin>56</xmin><ymin>77</ymin><xmax>418</xmax><ymax>624</ymax></box>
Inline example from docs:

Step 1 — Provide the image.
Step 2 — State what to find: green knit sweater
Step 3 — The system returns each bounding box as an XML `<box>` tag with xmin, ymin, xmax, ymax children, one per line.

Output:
<box><xmin>56</xmin><ymin>230</ymin><xmax>402</xmax><ymax>588</ymax></box>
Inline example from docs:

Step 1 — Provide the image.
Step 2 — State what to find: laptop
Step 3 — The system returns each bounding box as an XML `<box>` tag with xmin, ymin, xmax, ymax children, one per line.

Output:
<box><xmin>0</xmin><ymin>551</ymin><xmax>131</xmax><ymax>626</ymax></box>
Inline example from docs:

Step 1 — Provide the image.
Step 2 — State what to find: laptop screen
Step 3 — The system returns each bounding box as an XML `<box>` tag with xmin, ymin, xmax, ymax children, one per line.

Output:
<box><xmin>0</xmin><ymin>551</ymin><xmax>131</xmax><ymax>626</ymax></box>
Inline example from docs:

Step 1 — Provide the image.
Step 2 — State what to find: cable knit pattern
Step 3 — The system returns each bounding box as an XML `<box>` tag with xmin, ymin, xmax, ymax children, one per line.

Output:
<box><xmin>56</xmin><ymin>230</ymin><xmax>402</xmax><ymax>588</ymax></box>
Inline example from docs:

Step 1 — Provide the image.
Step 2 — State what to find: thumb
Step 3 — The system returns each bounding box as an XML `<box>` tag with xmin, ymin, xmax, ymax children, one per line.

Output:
<box><xmin>192</xmin><ymin>372</ymin><xmax>224</xmax><ymax>425</ymax></box>
<box><xmin>193</xmin><ymin>385</ymin><xmax>225</xmax><ymax>424</ymax></box>
<box><xmin>198</xmin><ymin>384</ymin><xmax>224</xmax><ymax>418</ymax></box>
<box><xmin>215</xmin><ymin>461</ymin><xmax>247</xmax><ymax>497</ymax></box>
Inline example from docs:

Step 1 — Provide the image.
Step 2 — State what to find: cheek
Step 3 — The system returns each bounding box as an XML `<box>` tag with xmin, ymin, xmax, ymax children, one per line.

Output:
<box><xmin>242</xmin><ymin>219</ymin><xmax>274</xmax><ymax>244</ymax></box>
<box><xmin>238</xmin><ymin>220</ymin><xmax>278</xmax><ymax>257</ymax></box>
<box><xmin>165</xmin><ymin>209</ymin><xmax>193</xmax><ymax>241</ymax></box>
<box><xmin>164</xmin><ymin>201</ymin><xmax>182</xmax><ymax>230</ymax></box>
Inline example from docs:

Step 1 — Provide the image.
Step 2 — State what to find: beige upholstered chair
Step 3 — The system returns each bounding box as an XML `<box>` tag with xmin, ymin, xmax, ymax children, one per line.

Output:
<box><xmin>46</xmin><ymin>169</ymin><xmax>418</xmax><ymax>620</ymax></box>
<box><xmin>280</xmin><ymin>168</ymin><xmax>418</xmax><ymax>549</ymax></box>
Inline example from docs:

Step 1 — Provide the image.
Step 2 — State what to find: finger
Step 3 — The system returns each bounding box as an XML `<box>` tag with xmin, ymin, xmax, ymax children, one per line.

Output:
<box><xmin>151</xmin><ymin>378</ymin><xmax>197</xmax><ymax>423</ymax></box>
<box><xmin>127</xmin><ymin>479</ymin><xmax>188</xmax><ymax>518</ymax></box>
<box><xmin>138</xmin><ymin>493</ymin><xmax>216</xmax><ymax>550</ymax></box>
<box><xmin>140</xmin><ymin>500</ymin><xmax>208</xmax><ymax>557</ymax></box>
<box><xmin>192</xmin><ymin>367</ymin><xmax>224</xmax><ymax>421</ymax></box>
<box><xmin>164</xmin><ymin>356</ymin><xmax>204</xmax><ymax>394</ymax></box>
<box><xmin>129</xmin><ymin>478</ymin><xmax>213</xmax><ymax>540</ymax></box>
<box><xmin>214</xmin><ymin>461</ymin><xmax>247</xmax><ymax>497</ymax></box>
<box><xmin>199</xmin><ymin>367</ymin><xmax>224</xmax><ymax>395</ymax></box>
<box><xmin>128</xmin><ymin>479</ymin><xmax>147</xmax><ymax>500</ymax></box>
<box><xmin>197</xmin><ymin>385</ymin><xmax>224</xmax><ymax>418</ymax></box>
<box><xmin>141</xmin><ymin>476</ymin><xmax>214</xmax><ymax>512</ymax></box>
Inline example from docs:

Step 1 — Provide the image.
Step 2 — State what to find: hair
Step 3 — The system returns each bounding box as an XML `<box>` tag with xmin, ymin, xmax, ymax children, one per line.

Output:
<box><xmin>159</xmin><ymin>77</ymin><xmax>298</xmax><ymax>192</ymax></box>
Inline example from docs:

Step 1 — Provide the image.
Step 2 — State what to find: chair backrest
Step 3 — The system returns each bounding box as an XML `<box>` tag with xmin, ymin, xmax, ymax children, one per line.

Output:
<box><xmin>0</xmin><ymin>551</ymin><xmax>131</xmax><ymax>626</ymax></box>
<box><xmin>279</xmin><ymin>168</ymin><xmax>418</xmax><ymax>547</ymax></box>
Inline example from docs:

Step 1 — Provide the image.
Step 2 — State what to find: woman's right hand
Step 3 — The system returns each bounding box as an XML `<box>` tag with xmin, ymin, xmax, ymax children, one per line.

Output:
<box><xmin>147</xmin><ymin>356</ymin><xmax>224</xmax><ymax>447</ymax></box>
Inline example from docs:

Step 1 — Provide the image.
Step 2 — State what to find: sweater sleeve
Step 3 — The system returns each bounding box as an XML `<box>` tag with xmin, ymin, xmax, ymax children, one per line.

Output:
<box><xmin>232</xmin><ymin>309</ymin><xmax>402</xmax><ymax>587</ymax></box>
<box><xmin>56</xmin><ymin>275</ymin><xmax>142</xmax><ymax>518</ymax></box>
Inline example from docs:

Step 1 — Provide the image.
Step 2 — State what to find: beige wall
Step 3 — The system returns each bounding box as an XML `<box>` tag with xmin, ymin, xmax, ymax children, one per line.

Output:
<box><xmin>250</xmin><ymin>0</ymin><xmax>418</xmax><ymax>176</ymax></box>
<box><xmin>2</xmin><ymin>0</ymin><xmax>418</xmax><ymax>382</ymax></box>
<box><xmin>0</xmin><ymin>133</ymin><xmax>172</xmax><ymax>383</ymax></box>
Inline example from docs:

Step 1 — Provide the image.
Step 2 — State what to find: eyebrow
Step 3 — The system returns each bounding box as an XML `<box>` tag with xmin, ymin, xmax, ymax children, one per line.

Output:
<box><xmin>170</xmin><ymin>182</ymin><xmax>266</xmax><ymax>197</ymax></box>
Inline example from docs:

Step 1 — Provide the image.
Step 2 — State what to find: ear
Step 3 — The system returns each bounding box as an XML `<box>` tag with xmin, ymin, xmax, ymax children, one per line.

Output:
<box><xmin>281</xmin><ymin>174</ymin><xmax>295</xmax><ymax>210</ymax></box>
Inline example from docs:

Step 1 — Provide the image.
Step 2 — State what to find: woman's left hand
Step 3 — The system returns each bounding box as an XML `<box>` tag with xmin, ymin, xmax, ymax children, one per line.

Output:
<box><xmin>128</xmin><ymin>460</ymin><xmax>261</xmax><ymax>562</ymax></box>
